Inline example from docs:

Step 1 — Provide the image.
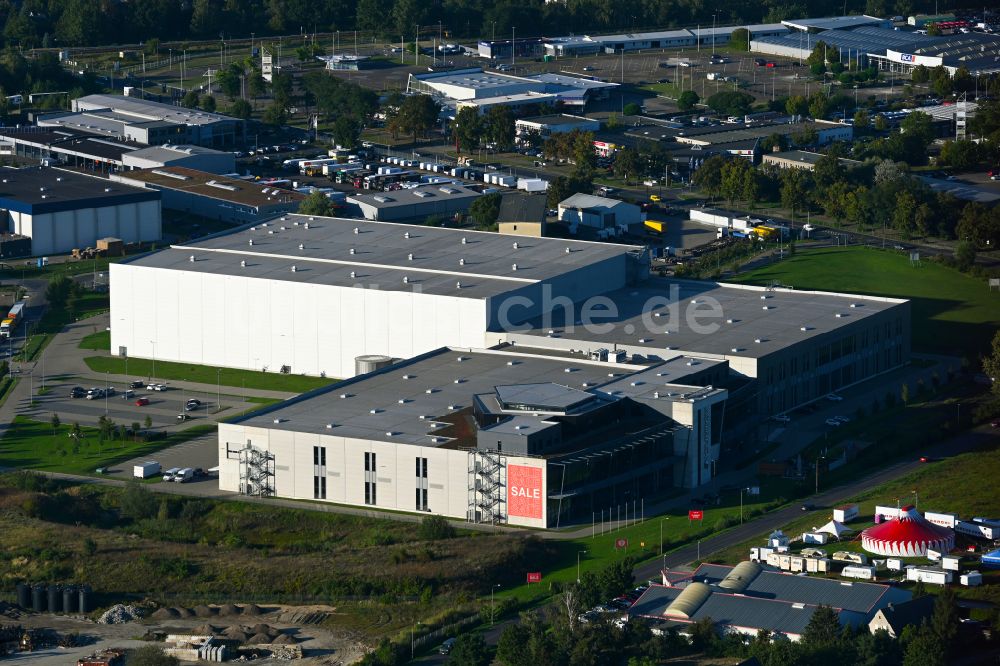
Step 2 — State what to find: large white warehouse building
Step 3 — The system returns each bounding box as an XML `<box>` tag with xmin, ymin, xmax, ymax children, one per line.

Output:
<box><xmin>110</xmin><ymin>215</ymin><xmax>649</xmax><ymax>379</ymax></box>
<box><xmin>0</xmin><ymin>167</ymin><xmax>161</xmax><ymax>256</ymax></box>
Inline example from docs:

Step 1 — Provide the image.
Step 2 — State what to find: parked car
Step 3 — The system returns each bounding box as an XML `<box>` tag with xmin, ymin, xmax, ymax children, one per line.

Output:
<box><xmin>129</xmin><ymin>380</ymin><xmax>145</xmax><ymax>389</ymax></box>
<box><xmin>121</xmin><ymin>390</ymin><xmax>135</xmax><ymax>400</ymax></box>
<box><xmin>825</xmin><ymin>418</ymin><xmax>843</xmax><ymax>427</ymax></box>
<box><xmin>177</xmin><ymin>413</ymin><xmax>190</xmax><ymax>421</ymax></box>
<box><xmin>135</xmin><ymin>397</ymin><xmax>150</xmax><ymax>406</ymax></box>
<box><xmin>185</xmin><ymin>401</ymin><xmax>200</xmax><ymax>411</ymax></box>
<box><xmin>152</xmin><ymin>384</ymin><xmax>167</xmax><ymax>391</ymax></box>
<box><xmin>771</xmin><ymin>414</ymin><xmax>791</xmax><ymax>423</ymax></box>
<box><xmin>173</xmin><ymin>468</ymin><xmax>194</xmax><ymax>483</ymax></box>
<box><xmin>825</xmin><ymin>393</ymin><xmax>843</xmax><ymax>401</ymax></box>
<box><xmin>801</xmin><ymin>503</ymin><xmax>817</xmax><ymax>511</ymax></box>
<box><xmin>650</xmin><ymin>194</ymin><xmax>662</xmax><ymax>202</ymax></box>
<box><xmin>439</xmin><ymin>638</ymin><xmax>456</xmax><ymax>655</ymax></box>
<box><xmin>105</xmin><ymin>387</ymin><xmax>116</xmax><ymax>397</ymax></box>
<box><xmin>70</xmin><ymin>386</ymin><xmax>86</xmax><ymax>398</ymax></box>
<box><xmin>86</xmin><ymin>389</ymin><xmax>104</xmax><ymax>400</ymax></box>
<box><xmin>832</xmin><ymin>415</ymin><xmax>850</xmax><ymax>423</ymax></box>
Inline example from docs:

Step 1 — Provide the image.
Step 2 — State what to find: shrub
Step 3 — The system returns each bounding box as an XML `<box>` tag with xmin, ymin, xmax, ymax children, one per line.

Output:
<box><xmin>419</xmin><ymin>514</ymin><xmax>456</xmax><ymax>540</ymax></box>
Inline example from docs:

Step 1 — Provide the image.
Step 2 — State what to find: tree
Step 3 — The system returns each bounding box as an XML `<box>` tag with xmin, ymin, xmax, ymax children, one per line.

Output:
<box><xmin>181</xmin><ymin>89</ymin><xmax>200</xmax><ymax>109</ymax></box>
<box><xmin>271</xmin><ymin>71</ymin><xmax>294</xmax><ymax>112</ymax></box>
<box><xmin>50</xmin><ymin>413</ymin><xmax>60</xmax><ymax>436</ymax></box>
<box><xmin>228</xmin><ymin>98</ymin><xmax>252</xmax><ymax>120</ymax></box>
<box><xmin>298</xmin><ymin>191</ymin><xmax>333</xmax><ymax>217</ymax></box>
<box><xmin>786</xmin><ymin>95</ymin><xmax>809</xmax><ymax>117</ymax></box>
<box><xmin>263</xmin><ymin>104</ymin><xmax>288</xmax><ymax>127</ymax></box>
<box><xmin>395</xmin><ymin>95</ymin><xmax>440</xmax><ymax>143</ymax></box>
<box><xmin>216</xmin><ymin>63</ymin><xmax>244</xmax><ymax>100</ymax></box>
<box><xmin>56</xmin><ymin>0</ymin><xmax>104</xmax><ymax>46</ymax></box>
<box><xmin>730</xmin><ymin>28</ymin><xmax>750</xmax><ymax>51</ymax></box>
<box><xmin>448</xmin><ymin>633</ymin><xmax>491</xmax><ymax>666</ymax></box>
<box><xmin>677</xmin><ymin>90</ymin><xmax>700</xmax><ymax>111</ymax></box>
<box><xmin>126</xmin><ymin>645</ymin><xmax>179</xmax><ymax>666</ymax></box>
<box><xmin>720</xmin><ymin>158</ymin><xmax>755</xmax><ymax>205</ymax></box>
<box><xmin>873</xmin><ymin>114</ymin><xmax>888</xmax><ymax>131</ymax></box>
<box><xmin>911</xmin><ymin>64</ymin><xmax>930</xmax><ymax>84</ymax></box>
<box><xmin>332</xmin><ymin>116</ymin><xmax>361</xmax><ymax>150</ymax></box>
<box><xmin>779</xmin><ymin>166</ymin><xmax>812</xmax><ymax>215</ymax></box>
<box><xmin>495</xmin><ymin>624</ymin><xmax>532</xmax><ymax>666</ymax></box>
<box><xmin>706</xmin><ymin>91</ymin><xmax>754</xmax><ymax>116</ymax></box>
<box><xmin>926</xmin><ymin>22</ymin><xmax>942</xmax><ymax>36</ymax></box>
<box><xmin>484</xmin><ymin>105</ymin><xmax>515</xmax><ymax>152</ymax></box>
<box><xmin>143</xmin><ymin>415</ymin><xmax>152</xmax><ymax>431</ymax></box>
<box><xmin>982</xmin><ymin>331</ymin><xmax>1000</xmax><ymax>393</ymax></box>
<box><xmin>693</xmin><ymin>155</ymin><xmax>726</xmax><ymax>200</ymax></box>
<box><xmin>802</xmin><ymin>605</ymin><xmax>841</xmax><ymax>650</ymax></box>
<box><xmin>854</xmin><ymin>109</ymin><xmax>870</xmax><ymax>129</ymax></box>
<box><xmin>930</xmin><ymin>587</ymin><xmax>958</xmax><ymax>647</ymax></box>
<box><xmin>902</xmin><ymin>622</ymin><xmax>946</xmax><ymax>666</ymax></box>
<box><xmin>623</xmin><ymin>102</ymin><xmax>642</xmax><ymax>116</ymax></box>
<box><xmin>452</xmin><ymin>107</ymin><xmax>482</xmax><ymax>154</ymax></box>
<box><xmin>199</xmin><ymin>94</ymin><xmax>216</xmax><ymax>113</ymax></box>
<box><xmin>120</xmin><ymin>481</ymin><xmax>157</xmax><ymax>521</ymax></box>
<box><xmin>468</xmin><ymin>192</ymin><xmax>502</xmax><ymax>230</ymax></box>
<box><xmin>808</xmin><ymin>91</ymin><xmax>831</xmax><ymax>119</ymax></box>
<box><xmin>612</xmin><ymin>147</ymin><xmax>641</xmax><ymax>184</ymax></box>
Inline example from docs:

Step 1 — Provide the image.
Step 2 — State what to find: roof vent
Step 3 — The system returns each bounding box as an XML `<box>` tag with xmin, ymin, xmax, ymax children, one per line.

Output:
<box><xmin>273</xmin><ymin>418</ymin><xmax>283</xmax><ymax>424</ymax></box>
<box><xmin>403</xmin><ymin>374</ymin><xmax>413</xmax><ymax>379</ymax></box>
<box><xmin>326</xmin><ymin>423</ymin><xmax>336</xmax><ymax>429</ymax></box>
<box><xmin>850</xmin><ymin>303</ymin><xmax>861</xmax><ymax>308</ymax></box>
<box><xmin>653</xmin><ymin>391</ymin><xmax>659</xmax><ymax>398</ymax></box>
<box><xmin>639</xmin><ymin>337</ymin><xmax>651</xmax><ymax>343</ymax></box>
<box><xmin>403</xmin><ymin>276</ymin><xmax>409</xmax><ymax>284</ymax></box>
<box><xmin>507</xmin><ymin>360</ymin><xmax>518</xmax><ymax>366</ymax></box>
<box><xmin>512</xmin><ymin>263</ymin><xmax>518</xmax><ymax>271</ymax></box>
<box><xmin>564</xmin><ymin>368</ymin><xmax>573</xmax><ymax>373</ymax></box>
<box><xmin>189</xmin><ymin>255</ymin><xmax>195</xmax><ymax>262</ymax></box>
<box><xmin>349</xmin><ymin>248</ymin><xmax>356</xmax><ymax>254</ymax></box>
<box><xmin>565</xmin><ymin>247</ymin><xmax>571</xmax><ymax>253</ymax></box>
<box><xmin>298</xmin><ymin>243</ymin><xmax>304</xmax><ymax>250</ymax></box>
<box><xmin>404</xmin><ymin>231</ymin><xmax>410</xmax><ymax>239</ymax></box>
<box><xmin>514</xmin><ymin>424</ymin><xmax>528</xmax><ymax>430</ymax></box>
<box><xmin>339</xmin><ymin>393</ymin><xmax>349</xmax><ymax>399</ymax></box>
<box><xmin>754</xmin><ymin>338</ymin><xmax>762</xmax><ymax>344</ymax></box>
<box><xmin>309</xmin><ymin>216</ymin><xmax>315</xmax><ymax>221</ymax></box>
<box><xmin>350</xmin><ymin>271</ymin><xmax>356</xmax><ymax>278</ymax></box>
<box><xmin>369</xmin><ymin>408</ymin><xmax>381</xmax><ymax>414</ymax></box>
<box><xmin>398</xmin><ymin>398</ymin><xmax>409</xmax><ymax>404</ymax></box>
<box><xmin>240</xmin><ymin>260</ymin><xmax>246</xmax><ymax>267</ymax></box>
<box><xmin>293</xmin><ymin>220</ymin><xmax>299</xmax><ymax>226</ymax></box>
<box><xmin>353</xmin><ymin>227</ymin><xmax>359</xmax><ymax>234</ymax></box>
<box><xmin>304</xmin><ymin>222</ymin><xmax>310</xmax><ymax>229</ymax></box>
<box><xmin>691</xmin><ymin>299</ymin><xmax>699</xmax><ymax>304</ymax></box>
<box><xmin>454</xmin><ymin>378</ymin><xmax>465</xmax><ymax>384</ymax></box>
<box><xmin>731</xmin><ymin>347</ymin><xmax>743</xmax><ymax>352</ymax></box>
<box><xmin>760</xmin><ymin>295</ymin><xmax>769</xmax><ymax>299</ymax></box>
<box><xmin>459</xmin><ymin>258</ymin><xmax>465</xmax><ymax>266</ymax></box>
<box><xmin>385</xmin><ymin>431</ymin><xmax>395</xmax><ymax>437</ymax></box>
<box><xmin>800</xmin><ymin>326</ymin><xmax>812</xmax><ymax>331</ymax></box>
<box><xmin>56</xmin><ymin>176</ymin><xmax>62</xmax><ymax>182</ymax></box>
<box><xmin>835</xmin><ymin>313</ymin><xmax>846</xmax><ymax>318</ymax></box>
<box><xmin>447</xmin><ymin>404</ymin><xmax>458</xmax><ymax>410</ymax></box>
<box><xmin>408</xmin><ymin>253</ymin><xmax>413</xmax><ymax>261</ymax></box>
<box><xmin>461</xmin><ymin>237</ymin><xmax>468</xmax><ymax>244</ymax></box>
<box><xmin>419</xmin><ymin>415</ymin><xmax>427</xmax><ymax>420</ymax></box>
<box><xmin>268</xmin><ymin>230</ymin><xmax>274</xmax><ymax>234</ymax></box>
<box><xmin>250</xmin><ymin>226</ymin><xmax>256</xmax><ymax>231</ymax></box>
<box><xmin>630</xmin><ymin>381</ymin><xmax>642</xmax><ymax>387</ymax></box>
<box><xmin>425</xmin><ymin>388</ymin><xmax>438</xmax><ymax>394</ymax></box>
<box><xmin>726</xmin><ymin>318</ymin><xmax>736</xmax><ymax>324</ymax></box>
<box><xmin>280</xmin><ymin>226</ymin><xmax>287</xmax><ymax>231</ymax></box>
<box><xmin>40</xmin><ymin>194</ymin><xmax>47</xmax><ymax>199</ymax></box>
<box><xmin>456</xmin><ymin>281</ymin><xmax>462</xmax><ymax>289</ymax></box>
<box><xmin>512</xmin><ymin>242</ymin><xmax>519</xmax><ymax>249</ymax></box>
<box><xmin>762</xmin><ymin>305</ymin><xmax>772</xmax><ymax>310</ymax></box>
<box><xmin>291</xmin><ymin>265</ymin><xmax>297</xmax><ymax>272</ymax></box>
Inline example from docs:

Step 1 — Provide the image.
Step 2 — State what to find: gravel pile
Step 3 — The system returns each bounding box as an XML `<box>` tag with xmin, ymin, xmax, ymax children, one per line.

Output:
<box><xmin>97</xmin><ymin>604</ymin><xmax>142</xmax><ymax>624</ymax></box>
<box><xmin>175</xmin><ymin>607</ymin><xmax>194</xmax><ymax>618</ymax></box>
<box><xmin>271</xmin><ymin>633</ymin><xmax>297</xmax><ymax>645</ymax></box>
<box><xmin>219</xmin><ymin>604</ymin><xmax>242</xmax><ymax>617</ymax></box>
<box><xmin>247</xmin><ymin>632</ymin><xmax>272</xmax><ymax>645</ymax></box>
<box><xmin>150</xmin><ymin>608</ymin><xmax>180</xmax><ymax>620</ymax></box>
<box><xmin>250</xmin><ymin>623</ymin><xmax>276</xmax><ymax>637</ymax></box>
<box><xmin>192</xmin><ymin>624</ymin><xmax>218</xmax><ymax>636</ymax></box>
<box><xmin>242</xmin><ymin>604</ymin><xmax>263</xmax><ymax>616</ymax></box>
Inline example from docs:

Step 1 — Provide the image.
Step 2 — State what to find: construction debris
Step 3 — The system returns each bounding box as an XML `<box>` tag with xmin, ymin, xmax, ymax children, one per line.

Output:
<box><xmin>97</xmin><ymin>604</ymin><xmax>143</xmax><ymax>625</ymax></box>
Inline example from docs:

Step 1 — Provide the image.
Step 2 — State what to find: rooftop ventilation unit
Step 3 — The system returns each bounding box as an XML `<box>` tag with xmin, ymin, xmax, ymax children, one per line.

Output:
<box><xmin>240</xmin><ymin>260</ymin><xmax>246</xmax><ymax>267</ymax></box>
<box><xmin>512</xmin><ymin>263</ymin><xmax>518</xmax><ymax>271</ymax></box>
<box><xmin>350</xmin><ymin>271</ymin><xmax>356</xmax><ymax>278</ymax></box>
<box><xmin>404</xmin><ymin>232</ymin><xmax>410</xmax><ymax>239</ymax></box>
<box><xmin>461</xmin><ymin>237</ymin><xmax>468</xmax><ymax>244</ymax></box>
<box><xmin>326</xmin><ymin>423</ymin><xmax>336</xmax><ymax>429</ymax></box>
<box><xmin>339</xmin><ymin>393</ymin><xmax>349</xmax><ymax>399</ymax></box>
<box><xmin>639</xmin><ymin>338</ymin><xmax>651</xmax><ymax>343</ymax></box>
<box><xmin>304</xmin><ymin>222</ymin><xmax>310</xmax><ymax>229</ymax></box>
<box><xmin>454</xmin><ymin>378</ymin><xmax>465</xmax><ymax>384</ymax></box>
<box><xmin>273</xmin><ymin>418</ymin><xmax>284</xmax><ymax>424</ymax></box>
<box><xmin>459</xmin><ymin>258</ymin><xmax>465</xmax><ymax>266</ymax></box>
<box><xmin>205</xmin><ymin>180</ymin><xmax>239</xmax><ymax>192</ymax></box>
<box><xmin>425</xmin><ymin>388</ymin><xmax>438</xmax><ymax>394</ymax></box>
<box><xmin>456</xmin><ymin>281</ymin><xmax>462</xmax><ymax>289</ymax></box>
<box><xmin>403</xmin><ymin>374</ymin><xmax>413</xmax><ymax>379</ymax></box>
<box><xmin>349</xmin><ymin>248</ymin><xmax>355</xmax><ymax>254</ymax></box>
<box><xmin>835</xmin><ymin>313</ymin><xmax>846</xmax><ymax>318</ymax></box>
<box><xmin>291</xmin><ymin>265</ymin><xmax>297</xmax><ymax>272</ymax></box>
<box><xmin>369</xmin><ymin>408</ymin><xmax>381</xmax><ymax>414</ymax></box>
<box><xmin>413</xmin><ymin>191</ymin><xmax>432</xmax><ymax>198</ymax></box>
<box><xmin>754</xmin><ymin>338</ymin><xmax>762</xmax><ymax>344</ymax></box>
<box><xmin>512</xmin><ymin>242</ymin><xmax>519</xmax><ymax>249</ymax></box>
<box><xmin>298</xmin><ymin>244</ymin><xmax>304</xmax><ymax>250</ymax></box>
<box><xmin>353</xmin><ymin>227</ymin><xmax>359</xmax><ymax>234</ymax></box>
<box><xmin>762</xmin><ymin>305</ymin><xmax>772</xmax><ymax>310</ymax></box>
<box><xmin>800</xmin><ymin>326</ymin><xmax>812</xmax><ymax>331</ymax></box>
<box><xmin>447</xmin><ymin>404</ymin><xmax>458</xmax><ymax>410</ymax></box>
<box><xmin>506</xmin><ymin>360</ymin><xmax>519</xmax><ymax>366</ymax></box>
<box><xmin>408</xmin><ymin>253</ymin><xmax>414</xmax><ymax>261</ymax></box>
<box><xmin>248</xmin><ymin>239</ymin><xmax>254</xmax><ymax>246</ymax></box>
<box><xmin>403</xmin><ymin>276</ymin><xmax>409</xmax><ymax>284</ymax></box>
<box><xmin>565</xmin><ymin>247</ymin><xmax>571</xmax><ymax>253</ymax></box>
<box><xmin>189</xmin><ymin>255</ymin><xmax>195</xmax><ymax>262</ymax></box>
<box><xmin>151</xmin><ymin>168</ymin><xmax>190</xmax><ymax>181</ymax></box>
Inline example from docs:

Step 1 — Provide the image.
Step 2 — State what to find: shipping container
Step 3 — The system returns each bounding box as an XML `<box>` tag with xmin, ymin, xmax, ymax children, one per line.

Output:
<box><xmin>644</xmin><ymin>220</ymin><xmax>665</xmax><ymax>235</ymax></box>
<box><xmin>833</xmin><ymin>504</ymin><xmax>859</xmax><ymax>523</ymax></box>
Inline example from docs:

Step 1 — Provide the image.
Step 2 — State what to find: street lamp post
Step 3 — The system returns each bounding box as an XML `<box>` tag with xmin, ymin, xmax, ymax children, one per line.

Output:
<box><xmin>105</xmin><ymin>371</ymin><xmax>109</xmax><ymax>415</ymax></box>
<box><xmin>217</xmin><ymin>368</ymin><xmax>222</xmax><ymax>412</ymax></box>
<box><xmin>490</xmin><ymin>583</ymin><xmax>501</xmax><ymax>625</ymax></box>
<box><xmin>577</xmin><ymin>549</ymin><xmax>587</xmax><ymax>582</ymax></box>
<box><xmin>660</xmin><ymin>517</ymin><xmax>669</xmax><ymax>555</ymax></box>
<box><xmin>815</xmin><ymin>456</ymin><xmax>825</xmax><ymax>494</ymax></box>
<box><xmin>149</xmin><ymin>340</ymin><xmax>156</xmax><ymax>382</ymax></box>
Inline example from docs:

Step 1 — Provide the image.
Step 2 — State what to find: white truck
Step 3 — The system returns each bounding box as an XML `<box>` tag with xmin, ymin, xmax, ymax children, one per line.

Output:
<box><xmin>173</xmin><ymin>468</ymin><xmax>195</xmax><ymax>483</ymax></box>
<box><xmin>133</xmin><ymin>461</ymin><xmax>161</xmax><ymax>479</ymax></box>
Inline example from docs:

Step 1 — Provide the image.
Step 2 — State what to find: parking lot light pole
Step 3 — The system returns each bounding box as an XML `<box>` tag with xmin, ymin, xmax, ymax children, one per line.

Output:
<box><xmin>217</xmin><ymin>368</ymin><xmax>222</xmax><ymax>412</ymax></box>
<box><xmin>490</xmin><ymin>583</ymin><xmax>501</xmax><ymax>625</ymax></box>
<box><xmin>815</xmin><ymin>455</ymin><xmax>825</xmax><ymax>494</ymax></box>
<box><xmin>660</xmin><ymin>518</ymin><xmax>669</xmax><ymax>555</ymax></box>
<box><xmin>149</xmin><ymin>340</ymin><xmax>156</xmax><ymax>382</ymax></box>
<box><xmin>577</xmin><ymin>549</ymin><xmax>587</xmax><ymax>583</ymax></box>
<box><xmin>105</xmin><ymin>371</ymin><xmax>109</xmax><ymax>415</ymax></box>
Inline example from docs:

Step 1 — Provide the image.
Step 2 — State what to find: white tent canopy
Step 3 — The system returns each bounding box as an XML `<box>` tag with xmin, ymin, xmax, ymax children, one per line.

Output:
<box><xmin>815</xmin><ymin>520</ymin><xmax>852</xmax><ymax>540</ymax></box>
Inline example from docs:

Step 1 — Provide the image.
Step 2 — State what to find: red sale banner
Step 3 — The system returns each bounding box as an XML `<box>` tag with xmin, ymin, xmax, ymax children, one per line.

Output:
<box><xmin>508</xmin><ymin>465</ymin><xmax>543</xmax><ymax>519</ymax></box>
<box><xmin>689</xmin><ymin>510</ymin><xmax>704</xmax><ymax>521</ymax></box>
<box><xmin>526</xmin><ymin>572</ymin><xmax>542</xmax><ymax>583</ymax></box>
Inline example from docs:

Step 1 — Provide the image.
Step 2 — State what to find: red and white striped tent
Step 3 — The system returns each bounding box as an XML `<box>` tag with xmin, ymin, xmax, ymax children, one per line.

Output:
<box><xmin>861</xmin><ymin>505</ymin><xmax>954</xmax><ymax>557</ymax></box>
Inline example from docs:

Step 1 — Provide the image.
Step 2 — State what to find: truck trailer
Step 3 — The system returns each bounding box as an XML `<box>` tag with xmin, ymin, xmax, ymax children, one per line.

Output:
<box><xmin>133</xmin><ymin>461</ymin><xmax>161</xmax><ymax>479</ymax></box>
<box><xmin>0</xmin><ymin>301</ymin><xmax>26</xmax><ymax>338</ymax></box>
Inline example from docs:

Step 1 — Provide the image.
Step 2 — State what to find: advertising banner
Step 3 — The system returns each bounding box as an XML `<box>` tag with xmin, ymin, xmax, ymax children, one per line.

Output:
<box><xmin>508</xmin><ymin>464</ymin><xmax>543</xmax><ymax>519</ymax></box>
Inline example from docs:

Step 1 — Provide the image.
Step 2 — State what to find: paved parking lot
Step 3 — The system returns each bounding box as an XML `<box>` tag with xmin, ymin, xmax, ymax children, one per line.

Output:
<box><xmin>105</xmin><ymin>431</ymin><xmax>221</xmax><ymax>489</ymax></box>
<box><xmin>26</xmin><ymin>376</ymin><xmax>258</xmax><ymax>432</ymax></box>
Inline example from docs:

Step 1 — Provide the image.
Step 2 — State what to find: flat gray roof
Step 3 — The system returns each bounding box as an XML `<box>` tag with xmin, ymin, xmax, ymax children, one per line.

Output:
<box><xmin>347</xmin><ymin>184</ymin><xmax>481</xmax><ymax>210</ymax></box>
<box><xmin>516</xmin><ymin>114</ymin><xmax>599</xmax><ymax>126</ymax></box>
<box><xmin>509</xmin><ymin>277</ymin><xmax>906</xmax><ymax>360</ymax></box>
<box><xmin>123</xmin><ymin>214</ymin><xmax>641</xmax><ymax>300</ymax></box>
<box><xmin>781</xmin><ymin>15</ymin><xmax>888</xmax><ymax>31</ymax></box>
<box><xmin>236</xmin><ymin>348</ymin><xmax>647</xmax><ymax>445</ymax></box>
<box><xmin>73</xmin><ymin>94</ymin><xmax>236</xmax><ymax>126</ymax></box>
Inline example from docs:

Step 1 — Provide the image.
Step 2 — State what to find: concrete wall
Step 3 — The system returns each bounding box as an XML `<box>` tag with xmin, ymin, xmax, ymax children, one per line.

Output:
<box><xmin>217</xmin><ymin>423</ymin><xmax>549</xmax><ymax>528</ymax></box>
<box><xmin>12</xmin><ymin>199</ymin><xmax>161</xmax><ymax>256</ymax></box>
<box><xmin>110</xmin><ymin>264</ymin><xmax>490</xmax><ymax>378</ymax></box>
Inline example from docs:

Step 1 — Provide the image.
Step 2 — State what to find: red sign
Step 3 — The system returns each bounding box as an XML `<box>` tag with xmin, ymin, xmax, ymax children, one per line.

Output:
<box><xmin>615</xmin><ymin>538</ymin><xmax>629</xmax><ymax>549</ymax></box>
<box><xmin>689</xmin><ymin>510</ymin><xmax>704</xmax><ymax>521</ymax></box>
<box><xmin>526</xmin><ymin>572</ymin><xmax>542</xmax><ymax>583</ymax></box>
<box><xmin>508</xmin><ymin>465</ymin><xmax>543</xmax><ymax>519</ymax></box>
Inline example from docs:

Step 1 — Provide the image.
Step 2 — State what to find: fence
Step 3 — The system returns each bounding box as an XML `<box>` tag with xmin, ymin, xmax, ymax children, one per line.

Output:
<box><xmin>412</xmin><ymin>614</ymin><xmax>480</xmax><ymax>651</ymax></box>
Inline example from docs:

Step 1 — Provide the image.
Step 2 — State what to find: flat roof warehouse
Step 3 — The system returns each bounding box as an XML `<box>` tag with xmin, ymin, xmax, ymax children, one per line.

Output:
<box><xmin>0</xmin><ymin>167</ymin><xmax>159</xmax><ymax>214</ymax></box>
<box><xmin>112</xmin><ymin>166</ymin><xmax>304</xmax><ymax>208</ymax></box>
<box><xmin>121</xmin><ymin>214</ymin><xmax>643</xmax><ymax>300</ymax></box>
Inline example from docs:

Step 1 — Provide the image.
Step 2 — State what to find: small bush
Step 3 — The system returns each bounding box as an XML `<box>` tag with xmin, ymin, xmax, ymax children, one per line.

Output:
<box><xmin>419</xmin><ymin>514</ymin><xmax>456</xmax><ymax>541</ymax></box>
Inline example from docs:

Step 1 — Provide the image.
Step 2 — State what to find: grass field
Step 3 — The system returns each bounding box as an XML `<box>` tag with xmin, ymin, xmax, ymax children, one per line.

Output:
<box><xmin>83</xmin><ymin>356</ymin><xmax>336</xmax><ymax>393</ymax></box>
<box><xmin>732</xmin><ymin>246</ymin><xmax>1000</xmax><ymax>357</ymax></box>
<box><xmin>0</xmin><ymin>416</ymin><xmax>216</xmax><ymax>476</ymax></box>
<box><xmin>79</xmin><ymin>329</ymin><xmax>110</xmax><ymax>351</ymax></box>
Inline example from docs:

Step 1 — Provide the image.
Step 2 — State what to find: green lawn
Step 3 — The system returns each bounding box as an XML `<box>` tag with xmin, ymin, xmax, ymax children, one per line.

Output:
<box><xmin>83</xmin><ymin>356</ymin><xmax>336</xmax><ymax>393</ymax></box>
<box><xmin>79</xmin><ymin>329</ymin><xmax>110</xmax><ymax>351</ymax></box>
<box><xmin>497</xmin><ymin>477</ymin><xmax>801</xmax><ymax>605</ymax></box>
<box><xmin>0</xmin><ymin>416</ymin><xmax>216</xmax><ymax>476</ymax></box>
<box><xmin>732</xmin><ymin>246</ymin><xmax>1000</xmax><ymax>357</ymax></box>
<box><xmin>710</xmin><ymin>443</ymin><xmax>1000</xmax><ymax>567</ymax></box>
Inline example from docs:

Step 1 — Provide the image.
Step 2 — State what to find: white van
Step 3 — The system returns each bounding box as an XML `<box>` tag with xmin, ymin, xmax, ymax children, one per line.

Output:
<box><xmin>162</xmin><ymin>467</ymin><xmax>180</xmax><ymax>482</ymax></box>
<box><xmin>173</xmin><ymin>468</ymin><xmax>194</xmax><ymax>483</ymax></box>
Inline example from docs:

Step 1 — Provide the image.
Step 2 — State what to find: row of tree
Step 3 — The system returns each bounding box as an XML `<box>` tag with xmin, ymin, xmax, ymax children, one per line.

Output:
<box><xmin>0</xmin><ymin>0</ymin><xmax>960</xmax><ymax>49</ymax></box>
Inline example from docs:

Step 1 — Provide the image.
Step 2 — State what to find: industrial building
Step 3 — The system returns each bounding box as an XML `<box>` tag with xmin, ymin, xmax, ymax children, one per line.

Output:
<box><xmin>543</xmin><ymin>24</ymin><xmax>790</xmax><ymax>56</ymax></box>
<box><xmin>37</xmin><ymin>95</ymin><xmax>244</xmax><ymax>148</ymax></box>
<box><xmin>498</xmin><ymin>277</ymin><xmax>910</xmax><ymax>418</ymax></box>
<box><xmin>110</xmin><ymin>167</ymin><xmax>304</xmax><ymax>224</ymax></box>
<box><xmin>557</xmin><ymin>193</ymin><xmax>645</xmax><ymax>233</ymax></box>
<box><xmin>121</xmin><ymin>144</ymin><xmax>236</xmax><ymax>174</ymax></box>
<box><xmin>217</xmin><ymin>345</ymin><xmax>726</xmax><ymax>527</ymax></box>
<box><xmin>0</xmin><ymin>127</ymin><xmax>136</xmax><ymax>171</ymax></box>
<box><xmin>109</xmin><ymin>215</ymin><xmax>649</xmax><ymax>380</ymax></box>
<box><xmin>674</xmin><ymin>120</ymin><xmax>853</xmax><ymax>150</ymax></box>
<box><xmin>0</xmin><ymin>167</ymin><xmax>161</xmax><ymax>256</ymax></box>
<box><xmin>515</xmin><ymin>114</ymin><xmax>601</xmax><ymax>143</ymax></box>
<box><xmin>476</xmin><ymin>37</ymin><xmax>546</xmax><ymax>60</ymax></box>
<box><xmin>751</xmin><ymin>26</ymin><xmax>935</xmax><ymax>66</ymax></box>
<box><xmin>631</xmin><ymin>561</ymin><xmax>910</xmax><ymax>640</ymax></box>
<box><xmin>497</xmin><ymin>193</ymin><xmax>548</xmax><ymax>237</ymax></box>
<box><xmin>762</xmin><ymin>150</ymin><xmax>863</xmax><ymax>171</ymax></box>
<box><xmin>780</xmin><ymin>15</ymin><xmax>891</xmax><ymax>32</ymax></box>
<box><xmin>346</xmin><ymin>184</ymin><xmax>482</xmax><ymax>222</ymax></box>
<box><xmin>407</xmin><ymin>68</ymin><xmax>617</xmax><ymax>113</ymax></box>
